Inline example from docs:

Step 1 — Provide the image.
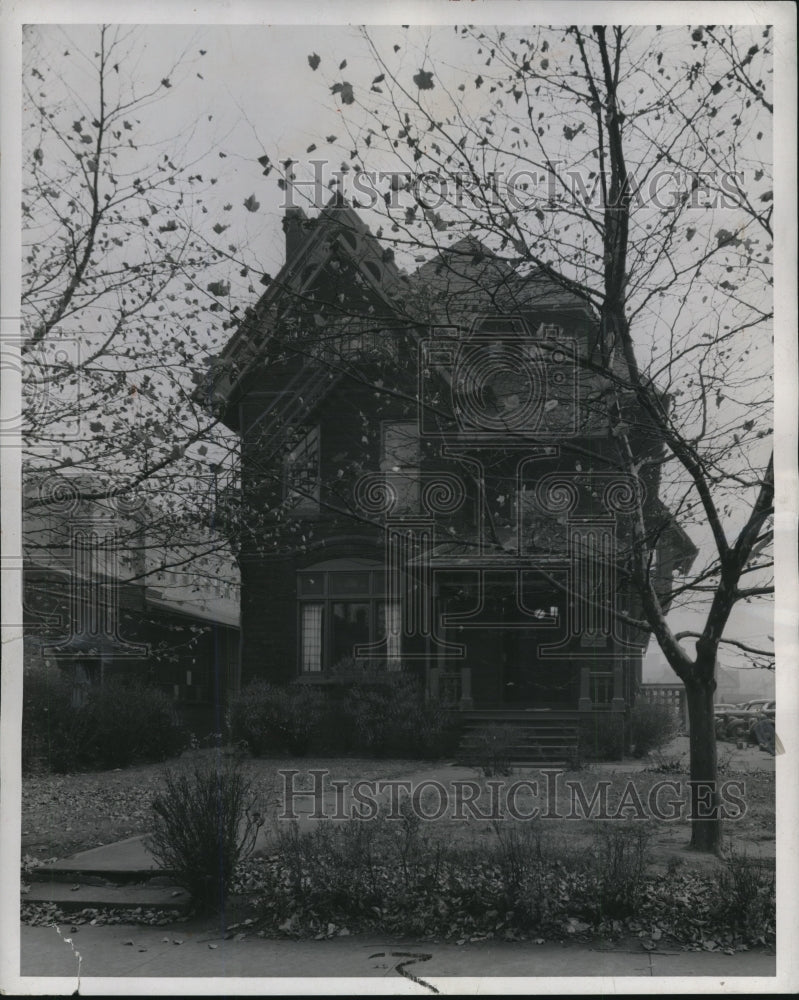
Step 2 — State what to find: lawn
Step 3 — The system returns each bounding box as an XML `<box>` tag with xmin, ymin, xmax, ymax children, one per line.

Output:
<box><xmin>21</xmin><ymin>751</ymin><xmax>426</xmax><ymax>861</ymax></box>
<box><xmin>20</xmin><ymin>739</ymin><xmax>776</xmax><ymax>949</ymax></box>
<box><xmin>21</xmin><ymin>737</ymin><xmax>775</xmax><ymax>866</ymax></box>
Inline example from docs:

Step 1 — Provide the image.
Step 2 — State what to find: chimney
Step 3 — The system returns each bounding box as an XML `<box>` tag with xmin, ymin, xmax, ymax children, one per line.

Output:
<box><xmin>282</xmin><ymin>206</ymin><xmax>308</xmax><ymax>264</ymax></box>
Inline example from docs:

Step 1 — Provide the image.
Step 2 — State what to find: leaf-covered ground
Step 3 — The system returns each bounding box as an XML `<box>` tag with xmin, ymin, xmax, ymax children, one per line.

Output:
<box><xmin>21</xmin><ymin>751</ymin><xmax>423</xmax><ymax>860</ymax></box>
<box><xmin>20</xmin><ymin>743</ymin><xmax>776</xmax><ymax>951</ymax></box>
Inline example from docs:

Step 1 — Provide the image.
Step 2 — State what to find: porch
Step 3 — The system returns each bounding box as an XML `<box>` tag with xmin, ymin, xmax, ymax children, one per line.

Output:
<box><xmin>428</xmin><ymin>663</ymin><xmax>627</xmax><ymax>714</ymax></box>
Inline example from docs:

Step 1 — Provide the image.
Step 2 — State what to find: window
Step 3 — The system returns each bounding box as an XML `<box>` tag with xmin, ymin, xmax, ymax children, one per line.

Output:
<box><xmin>381</xmin><ymin>421</ymin><xmax>420</xmax><ymax>512</ymax></box>
<box><xmin>297</xmin><ymin>560</ymin><xmax>400</xmax><ymax>672</ymax></box>
<box><xmin>301</xmin><ymin>604</ymin><xmax>323</xmax><ymax>672</ymax></box>
<box><xmin>284</xmin><ymin>425</ymin><xmax>320</xmax><ymax>510</ymax></box>
<box><xmin>331</xmin><ymin>602</ymin><xmax>370</xmax><ymax>664</ymax></box>
<box><xmin>378</xmin><ymin>600</ymin><xmax>402</xmax><ymax>669</ymax></box>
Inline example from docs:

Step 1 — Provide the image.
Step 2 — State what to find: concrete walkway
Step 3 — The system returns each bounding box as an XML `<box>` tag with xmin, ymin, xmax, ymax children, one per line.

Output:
<box><xmin>19</xmin><ymin>922</ymin><xmax>777</xmax><ymax>983</ymax></box>
<box><xmin>36</xmin><ymin>835</ymin><xmax>160</xmax><ymax>880</ymax></box>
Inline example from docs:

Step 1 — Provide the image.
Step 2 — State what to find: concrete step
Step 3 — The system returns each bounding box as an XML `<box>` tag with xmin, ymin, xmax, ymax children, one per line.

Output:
<box><xmin>22</xmin><ymin>880</ymin><xmax>190</xmax><ymax>912</ymax></box>
<box><xmin>461</xmin><ymin>709</ymin><xmax>581</xmax><ymax>721</ymax></box>
<box><xmin>27</xmin><ymin>835</ymin><xmax>173</xmax><ymax>885</ymax></box>
<box><xmin>25</xmin><ymin>865</ymin><xmax>175</xmax><ymax>887</ymax></box>
<box><xmin>460</xmin><ymin>734</ymin><xmax>579</xmax><ymax>744</ymax></box>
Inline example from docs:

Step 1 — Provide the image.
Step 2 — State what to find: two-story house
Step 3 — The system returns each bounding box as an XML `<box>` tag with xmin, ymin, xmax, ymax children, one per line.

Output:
<box><xmin>205</xmin><ymin>199</ymin><xmax>696</xmax><ymax>740</ymax></box>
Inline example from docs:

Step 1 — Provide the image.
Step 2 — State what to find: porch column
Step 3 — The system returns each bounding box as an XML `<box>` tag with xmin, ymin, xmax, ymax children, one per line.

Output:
<box><xmin>428</xmin><ymin>666</ymin><xmax>440</xmax><ymax>702</ymax></box>
<box><xmin>611</xmin><ymin>659</ymin><xmax>625</xmax><ymax>711</ymax></box>
<box><xmin>459</xmin><ymin>666</ymin><xmax>473</xmax><ymax>710</ymax></box>
<box><xmin>578</xmin><ymin>665</ymin><xmax>592</xmax><ymax>712</ymax></box>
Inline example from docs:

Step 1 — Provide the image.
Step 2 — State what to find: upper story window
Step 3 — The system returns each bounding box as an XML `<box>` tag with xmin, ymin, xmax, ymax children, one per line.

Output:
<box><xmin>381</xmin><ymin>421</ymin><xmax>420</xmax><ymax>513</ymax></box>
<box><xmin>284</xmin><ymin>425</ymin><xmax>320</xmax><ymax>511</ymax></box>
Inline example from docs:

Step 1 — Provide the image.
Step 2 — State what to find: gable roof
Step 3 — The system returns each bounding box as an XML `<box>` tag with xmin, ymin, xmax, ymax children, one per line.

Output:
<box><xmin>202</xmin><ymin>200</ymin><xmax>409</xmax><ymax>423</ymax></box>
<box><xmin>405</xmin><ymin>236</ymin><xmax>593</xmax><ymax>328</ymax></box>
<box><xmin>204</xmin><ymin>204</ymin><xmax>634</xmax><ymax>437</ymax></box>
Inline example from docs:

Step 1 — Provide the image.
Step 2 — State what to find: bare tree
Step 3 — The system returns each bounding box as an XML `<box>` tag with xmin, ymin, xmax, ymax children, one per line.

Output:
<box><xmin>20</xmin><ymin>24</ymin><xmax>253</xmax><ymax>576</ymax></box>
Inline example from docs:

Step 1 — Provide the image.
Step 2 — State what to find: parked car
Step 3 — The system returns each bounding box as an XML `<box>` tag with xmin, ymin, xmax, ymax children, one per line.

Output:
<box><xmin>742</xmin><ymin>699</ymin><xmax>775</xmax><ymax>714</ymax></box>
<box><xmin>714</xmin><ymin>704</ymin><xmax>740</xmax><ymax>739</ymax></box>
<box><xmin>714</xmin><ymin>699</ymin><xmax>775</xmax><ymax>741</ymax></box>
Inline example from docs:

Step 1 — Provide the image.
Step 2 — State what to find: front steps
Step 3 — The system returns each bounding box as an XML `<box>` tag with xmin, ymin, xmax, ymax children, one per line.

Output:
<box><xmin>457</xmin><ymin>709</ymin><xmax>581</xmax><ymax>768</ymax></box>
<box><xmin>22</xmin><ymin>837</ymin><xmax>189</xmax><ymax>915</ymax></box>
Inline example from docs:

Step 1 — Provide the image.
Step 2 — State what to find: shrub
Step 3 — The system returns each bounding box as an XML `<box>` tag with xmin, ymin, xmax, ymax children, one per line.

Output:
<box><xmin>711</xmin><ymin>850</ymin><xmax>776</xmax><ymax>941</ymax></box>
<box><xmin>347</xmin><ymin>675</ymin><xmax>462</xmax><ymax>759</ymax></box>
<box><xmin>148</xmin><ymin>756</ymin><xmax>264</xmax><ymax>913</ymax></box>
<box><xmin>460</xmin><ymin>724</ymin><xmax>524</xmax><ymax>775</ymax></box>
<box><xmin>270</xmin><ymin>803</ymin><xmax>451</xmax><ymax>934</ymax></box>
<box><xmin>82</xmin><ymin>677</ymin><xmax>186</xmax><ymax>768</ymax></box>
<box><xmin>628</xmin><ymin>701</ymin><xmax>680</xmax><ymax>758</ymax></box>
<box><xmin>22</xmin><ymin>666</ymin><xmax>185</xmax><ymax>773</ymax></box>
<box><xmin>581</xmin><ymin>822</ymin><xmax>652</xmax><ymax>921</ymax></box>
<box><xmin>229</xmin><ymin>680</ymin><xmax>325</xmax><ymax>756</ymax></box>
<box><xmin>410</xmin><ymin>701</ymin><xmax>464</xmax><ymax>759</ymax></box>
<box><xmin>578</xmin><ymin>714</ymin><xmax>625</xmax><ymax>762</ymax></box>
<box><xmin>22</xmin><ymin>662</ymin><xmax>95</xmax><ymax>773</ymax></box>
<box><xmin>256</xmin><ymin>812</ymin><xmax>773</xmax><ymax>945</ymax></box>
<box><xmin>230</xmin><ymin>673</ymin><xmax>460</xmax><ymax>760</ymax></box>
<box><xmin>490</xmin><ymin>820</ymin><xmax>563</xmax><ymax>929</ymax></box>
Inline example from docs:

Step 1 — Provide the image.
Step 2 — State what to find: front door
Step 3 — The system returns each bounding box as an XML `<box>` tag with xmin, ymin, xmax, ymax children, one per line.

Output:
<box><xmin>502</xmin><ymin>631</ymin><xmax>579</xmax><ymax>707</ymax></box>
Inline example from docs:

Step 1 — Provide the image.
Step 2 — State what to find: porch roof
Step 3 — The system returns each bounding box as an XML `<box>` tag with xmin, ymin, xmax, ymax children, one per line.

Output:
<box><xmin>407</xmin><ymin>542</ymin><xmax>561</xmax><ymax>569</ymax></box>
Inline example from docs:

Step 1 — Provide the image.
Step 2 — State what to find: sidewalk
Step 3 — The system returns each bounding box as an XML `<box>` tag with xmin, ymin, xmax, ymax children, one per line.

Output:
<box><xmin>19</xmin><ymin>922</ymin><xmax>777</xmax><ymax>982</ymax></box>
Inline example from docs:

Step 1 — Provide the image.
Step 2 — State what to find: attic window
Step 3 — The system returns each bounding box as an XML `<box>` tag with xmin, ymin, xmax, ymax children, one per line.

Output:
<box><xmin>363</xmin><ymin>261</ymin><xmax>382</xmax><ymax>283</ymax></box>
<box><xmin>473</xmin><ymin>316</ymin><xmax>528</xmax><ymax>335</ymax></box>
<box><xmin>339</xmin><ymin>230</ymin><xmax>358</xmax><ymax>250</ymax></box>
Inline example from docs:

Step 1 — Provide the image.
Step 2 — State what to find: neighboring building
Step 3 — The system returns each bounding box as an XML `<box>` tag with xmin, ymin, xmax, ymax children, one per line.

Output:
<box><xmin>22</xmin><ymin>472</ymin><xmax>239</xmax><ymax>733</ymax></box>
<box><xmin>205</xmin><ymin>200</ymin><xmax>696</xmax><ymax>731</ymax></box>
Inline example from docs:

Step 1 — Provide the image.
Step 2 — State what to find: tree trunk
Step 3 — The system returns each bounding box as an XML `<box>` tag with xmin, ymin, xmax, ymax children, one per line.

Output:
<box><xmin>684</xmin><ymin>673</ymin><xmax>721</xmax><ymax>853</ymax></box>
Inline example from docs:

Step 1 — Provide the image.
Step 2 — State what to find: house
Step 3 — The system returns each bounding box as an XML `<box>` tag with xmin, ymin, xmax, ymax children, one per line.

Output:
<box><xmin>22</xmin><ymin>471</ymin><xmax>240</xmax><ymax>734</ymax></box>
<box><xmin>205</xmin><ymin>200</ymin><xmax>697</xmax><ymax>734</ymax></box>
